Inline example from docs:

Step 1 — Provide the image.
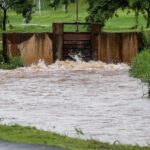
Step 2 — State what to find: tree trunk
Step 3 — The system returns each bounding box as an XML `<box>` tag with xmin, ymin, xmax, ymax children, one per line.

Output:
<box><xmin>2</xmin><ymin>9</ymin><xmax>7</xmax><ymax>31</ymax></box>
<box><xmin>65</xmin><ymin>4</ymin><xmax>68</xmax><ymax>13</ymax></box>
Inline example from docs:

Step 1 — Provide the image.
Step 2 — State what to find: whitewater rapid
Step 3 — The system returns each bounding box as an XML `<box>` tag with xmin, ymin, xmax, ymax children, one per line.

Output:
<box><xmin>0</xmin><ymin>60</ymin><xmax>149</xmax><ymax>145</ymax></box>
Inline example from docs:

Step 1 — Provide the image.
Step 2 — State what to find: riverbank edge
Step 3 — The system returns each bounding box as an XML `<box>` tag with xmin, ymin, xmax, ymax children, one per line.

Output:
<box><xmin>130</xmin><ymin>50</ymin><xmax>150</xmax><ymax>96</ymax></box>
<box><xmin>0</xmin><ymin>124</ymin><xmax>149</xmax><ymax>150</ymax></box>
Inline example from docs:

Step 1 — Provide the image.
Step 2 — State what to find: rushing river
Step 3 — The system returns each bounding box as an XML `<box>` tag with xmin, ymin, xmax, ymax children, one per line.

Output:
<box><xmin>0</xmin><ymin>60</ymin><xmax>149</xmax><ymax>146</ymax></box>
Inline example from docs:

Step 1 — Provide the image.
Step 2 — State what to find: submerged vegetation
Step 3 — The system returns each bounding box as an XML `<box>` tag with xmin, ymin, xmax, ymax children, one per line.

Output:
<box><xmin>0</xmin><ymin>124</ymin><xmax>150</xmax><ymax>150</ymax></box>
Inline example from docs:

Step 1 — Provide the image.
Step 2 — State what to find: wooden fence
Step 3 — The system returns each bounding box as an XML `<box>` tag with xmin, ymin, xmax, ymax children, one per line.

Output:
<box><xmin>2</xmin><ymin>23</ymin><xmax>142</xmax><ymax>65</ymax></box>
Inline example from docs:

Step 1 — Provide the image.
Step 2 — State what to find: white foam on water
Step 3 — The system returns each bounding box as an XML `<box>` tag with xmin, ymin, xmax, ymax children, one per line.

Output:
<box><xmin>15</xmin><ymin>59</ymin><xmax>130</xmax><ymax>72</ymax></box>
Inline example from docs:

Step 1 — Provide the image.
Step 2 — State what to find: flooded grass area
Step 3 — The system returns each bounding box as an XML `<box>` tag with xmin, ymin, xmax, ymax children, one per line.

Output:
<box><xmin>0</xmin><ymin>124</ymin><xmax>150</xmax><ymax>150</ymax></box>
<box><xmin>0</xmin><ymin>61</ymin><xmax>150</xmax><ymax>146</ymax></box>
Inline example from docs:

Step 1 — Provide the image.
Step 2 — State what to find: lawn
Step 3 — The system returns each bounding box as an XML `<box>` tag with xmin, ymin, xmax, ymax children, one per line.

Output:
<box><xmin>0</xmin><ymin>1</ymin><xmax>147</xmax><ymax>33</ymax></box>
<box><xmin>0</xmin><ymin>124</ymin><xmax>149</xmax><ymax>150</ymax></box>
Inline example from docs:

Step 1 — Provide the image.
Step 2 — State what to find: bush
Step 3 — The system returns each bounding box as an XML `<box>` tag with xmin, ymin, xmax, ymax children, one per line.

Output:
<box><xmin>130</xmin><ymin>49</ymin><xmax>150</xmax><ymax>96</ymax></box>
<box><xmin>142</xmin><ymin>31</ymin><xmax>150</xmax><ymax>48</ymax></box>
<box><xmin>0</xmin><ymin>57</ymin><xmax>23</xmax><ymax>70</ymax></box>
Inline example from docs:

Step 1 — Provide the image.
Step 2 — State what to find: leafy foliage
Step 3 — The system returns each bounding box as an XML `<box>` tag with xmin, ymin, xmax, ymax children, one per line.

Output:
<box><xmin>87</xmin><ymin>0</ymin><xmax>150</xmax><ymax>28</ymax></box>
<box><xmin>86</xmin><ymin>0</ymin><xmax>128</xmax><ymax>26</ymax></box>
<box><xmin>0</xmin><ymin>0</ymin><xmax>34</xmax><ymax>30</ymax></box>
<box><xmin>0</xmin><ymin>56</ymin><xmax>23</xmax><ymax>69</ymax></box>
<box><xmin>130</xmin><ymin>49</ymin><xmax>150</xmax><ymax>96</ymax></box>
<box><xmin>129</xmin><ymin>0</ymin><xmax>150</xmax><ymax>27</ymax></box>
<box><xmin>14</xmin><ymin>0</ymin><xmax>34</xmax><ymax>24</ymax></box>
<box><xmin>141</xmin><ymin>30</ymin><xmax>150</xmax><ymax>48</ymax></box>
<box><xmin>50</xmin><ymin>0</ymin><xmax>75</xmax><ymax>12</ymax></box>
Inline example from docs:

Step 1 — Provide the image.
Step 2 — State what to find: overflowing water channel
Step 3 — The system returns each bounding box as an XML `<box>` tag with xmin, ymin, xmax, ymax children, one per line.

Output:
<box><xmin>0</xmin><ymin>60</ymin><xmax>150</xmax><ymax>146</ymax></box>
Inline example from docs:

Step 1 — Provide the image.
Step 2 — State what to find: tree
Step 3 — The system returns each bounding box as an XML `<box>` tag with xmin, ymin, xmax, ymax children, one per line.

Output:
<box><xmin>87</xmin><ymin>0</ymin><xmax>150</xmax><ymax>28</ymax></box>
<box><xmin>0</xmin><ymin>0</ymin><xmax>34</xmax><ymax>31</ymax></box>
<box><xmin>14</xmin><ymin>0</ymin><xmax>34</xmax><ymax>24</ymax></box>
<box><xmin>86</xmin><ymin>0</ymin><xmax>128</xmax><ymax>26</ymax></box>
<box><xmin>129</xmin><ymin>0</ymin><xmax>150</xmax><ymax>28</ymax></box>
<box><xmin>62</xmin><ymin>0</ymin><xmax>69</xmax><ymax>13</ymax></box>
<box><xmin>0</xmin><ymin>0</ymin><xmax>12</xmax><ymax>31</ymax></box>
<box><xmin>50</xmin><ymin>0</ymin><xmax>75</xmax><ymax>13</ymax></box>
<box><xmin>50</xmin><ymin>0</ymin><xmax>60</xmax><ymax>10</ymax></box>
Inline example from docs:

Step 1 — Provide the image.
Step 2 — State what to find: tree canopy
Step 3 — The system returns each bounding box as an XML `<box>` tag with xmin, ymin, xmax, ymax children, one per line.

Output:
<box><xmin>0</xmin><ymin>0</ymin><xmax>34</xmax><ymax>31</ymax></box>
<box><xmin>129</xmin><ymin>0</ymin><xmax>150</xmax><ymax>27</ymax></box>
<box><xmin>50</xmin><ymin>0</ymin><xmax>75</xmax><ymax>12</ymax></box>
<box><xmin>86</xmin><ymin>0</ymin><xmax>150</xmax><ymax>28</ymax></box>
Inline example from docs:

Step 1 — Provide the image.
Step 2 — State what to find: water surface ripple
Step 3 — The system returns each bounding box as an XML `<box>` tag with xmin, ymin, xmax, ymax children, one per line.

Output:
<box><xmin>0</xmin><ymin>61</ymin><xmax>149</xmax><ymax>145</ymax></box>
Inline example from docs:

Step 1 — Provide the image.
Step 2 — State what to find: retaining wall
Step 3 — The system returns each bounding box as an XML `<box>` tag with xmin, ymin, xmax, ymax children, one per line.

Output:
<box><xmin>3</xmin><ymin>30</ymin><xmax>142</xmax><ymax>65</ymax></box>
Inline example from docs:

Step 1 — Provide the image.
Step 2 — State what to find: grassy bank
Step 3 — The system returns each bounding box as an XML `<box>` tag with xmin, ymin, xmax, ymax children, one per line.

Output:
<box><xmin>0</xmin><ymin>0</ymin><xmax>148</xmax><ymax>33</ymax></box>
<box><xmin>5</xmin><ymin>10</ymin><xmax>147</xmax><ymax>33</ymax></box>
<box><xmin>130</xmin><ymin>50</ymin><xmax>150</xmax><ymax>96</ymax></box>
<box><xmin>130</xmin><ymin>30</ymin><xmax>150</xmax><ymax>96</ymax></box>
<box><xmin>0</xmin><ymin>55</ymin><xmax>23</xmax><ymax>70</ymax></box>
<box><xmin>0</xmin><ymin>39</ymin><xmax>23</xmax><ymax>69</ymax></box>
<box><xmin>130</xmin><ymin>50</ymin><xmax>150</xmax><ymax>83</ymax></box>
<box><xmin>0</xmin><ymin>124</ymin><xmax>149</xmax><ymax>150</ymax></box>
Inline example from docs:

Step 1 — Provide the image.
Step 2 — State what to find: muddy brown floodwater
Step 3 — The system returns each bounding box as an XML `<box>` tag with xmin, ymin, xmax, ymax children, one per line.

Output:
<box><xmin>0</xmin><ymin>60</ymin><xmax>150</xmax><ymax>145</ymax></box>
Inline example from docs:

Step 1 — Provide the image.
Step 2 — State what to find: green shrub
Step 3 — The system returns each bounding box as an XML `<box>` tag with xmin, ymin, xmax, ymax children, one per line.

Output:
<box><xmin>142</xmin><ymin>31</ymin><xmax>150</xmax><ymax>49</ymax></box>
<box><xmin>0</xmin><ymin>57</ymin><xmax>23</xmax><ymax>70</ymax></box>
<box><xmin>9</xmin><ymin>57</ymin><xmax>23</xmax><ymax>68</ymax></box>
<box><xmin>130</xmin><ymin>49</ymin><xmax>150</xmax><ymax>96</ymax></box>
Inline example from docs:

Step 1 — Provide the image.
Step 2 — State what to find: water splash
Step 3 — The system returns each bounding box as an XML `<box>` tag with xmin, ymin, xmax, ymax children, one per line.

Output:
<box><xmin>18</xmin><ymin>59</ymin><xmax>129</xmax><ymax>71</ymax></box>
<box><xmin>49</xmin><ymin>60</ymin><xmax>129</xmax><ymax>71</ymax></box>
<box><xmin>68</xmin><ymin>52</ymin><xmax>83</xmax><ymax>62</ymax></box>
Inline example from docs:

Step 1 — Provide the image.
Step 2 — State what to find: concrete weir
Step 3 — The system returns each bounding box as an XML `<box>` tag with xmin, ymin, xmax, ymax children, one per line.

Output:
<box><xmin>2</xmin><ymin>23</ymin><xmax>142</xmax><ymax>65</ymax></box>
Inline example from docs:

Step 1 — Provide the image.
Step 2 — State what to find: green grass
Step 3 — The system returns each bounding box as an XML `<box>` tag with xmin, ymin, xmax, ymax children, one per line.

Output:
<box><xmin>104</xmin><ymin>10</ymin><xmax>146</xmax><ymax>32</ymax></box>
<box><xmin>0</xmin><ymin>1</ymin><xmax>148</xmax><ymax>33</ymax></box>
<box><xmin>4</xmin><ymin>1</ymin><xmax>88</xmax><ymax>33</ymax></box>
<box><xmin>130</xmin><ymin>50</ymin><xmax>150</xmax><ymax>84</ymax></box>
<box><xmin>130</xmin><ymin>31</ymin><xmax>150</xmax><ymax>87</ymax></box>
<box><xmin>0</xmin><ymin>57</ymin><xmax>23</xmax><ymax>69</ymax></box>
<box><xmin>0</xmin><ymin>124</ymin><xmax>149</xmax><ymax>150</ymax></box>
<box><xmin>130</xmin><ymin>49</ymin><xmax>150</xmax><ymax>96</ymax></box>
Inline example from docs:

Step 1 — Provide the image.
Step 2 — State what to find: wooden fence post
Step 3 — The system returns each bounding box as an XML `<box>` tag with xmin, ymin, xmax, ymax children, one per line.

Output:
<box><xmin>53</xmin><ymin>23</ymin><xmax>64</xmax><ymax>61</ymax></box>
<box><xmin>91</xmin><ymin>23</ymin><xmax>101</xmax><ymax>61</ymax></box>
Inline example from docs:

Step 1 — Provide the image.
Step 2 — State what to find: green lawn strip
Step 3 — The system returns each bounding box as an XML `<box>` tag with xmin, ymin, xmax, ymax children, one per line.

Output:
<box><xmin>130</xmin><ymin>50</ymin><xmax>150</xmax><ymax>96</ymax></box>
<box><xmin>0</xmin><ymin>2</ymin><xmax>148</xmax><ymax>33</ymax></box>
<box><xmin>130</xmin><ymin>50</ymin><xmax>150</xmax><ymax>83</ymax></box>
<box><xmin>0</xmin><ymin>124</ymin><xmax>149</xmax><ymax>150</ymax></box>
<box><xmin>0</xmin><ymin>56</ymin><xmax>23</xmax><ymax>70</ymax></box>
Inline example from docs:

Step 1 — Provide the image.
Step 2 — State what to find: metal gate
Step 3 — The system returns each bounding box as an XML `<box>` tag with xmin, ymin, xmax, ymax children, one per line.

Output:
<box><xmin>63</xmin><ymin>32</ymin><xmax>92</xmax><ymax>61</ymax></box>
<box><xmin>53</xmin><ymin>23</ymin><xmax>101</xmax><ymax>62</ymax></box>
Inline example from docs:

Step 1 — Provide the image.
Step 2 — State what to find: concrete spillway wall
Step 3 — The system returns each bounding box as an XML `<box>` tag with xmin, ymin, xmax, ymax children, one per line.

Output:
<box><xmin>98</xmin><ymin>32</ymin><xmax>141</xmax><ymax>63</ymax></box>
<box><xmin>3</xmin><ymin>33</ymin><xmax>53</xmax><ymax>65</ymax></box>
<box><xmin>3</xmin><ymin>24</ymin><xmax>142</xmax><ymax>65</ymax></box>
